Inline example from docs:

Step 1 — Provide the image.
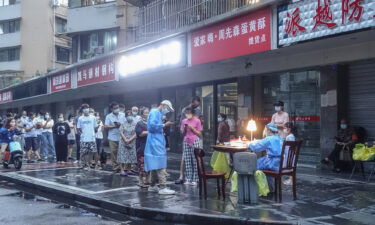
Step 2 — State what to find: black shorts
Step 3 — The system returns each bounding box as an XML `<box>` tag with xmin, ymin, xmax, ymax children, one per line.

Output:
<box><xmin>25</xmin><ymin>137</ymin><xmax>39</xmax><ymax>151</ymax></box>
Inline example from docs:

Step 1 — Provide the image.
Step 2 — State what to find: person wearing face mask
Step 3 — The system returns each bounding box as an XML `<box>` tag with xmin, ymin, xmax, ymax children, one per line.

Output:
<box><xmin>145</xmin><ymin>100</ymin><xmax>175</xmax><ymax>195</ymax></box>
<box><xmin>53</xmin><ymin>114</ymin><xmax>71</xmax><ymax>163</ymax></box>
<box><xmin>217</xmin><ymin>113</ymin><xmax>230</xmax><ymax>144</ymax></box>
<box><xmin>117</xmin><ymin>110</ymin><xmax>137</xmax><ymax>176</ymax></box>
<box><xmin>104</xmin><ymin>102</ymin><xmax>125</xmax><ymax>172</ymax></box>
<box><xmin>77</xmin><ymin>104</ymin><xmax>98</xmax><ymax>170</ymax></box>
<box><xmin>271</xmin><ymin>101</ymin><xmax>289</xmax><ymax>138</ymax></box>
<box><xmin>248</xmin><ymin>123</ymin><xmax>283</xmax><ymax>171</ymax></box>
<box><xmin>34</xmin><ymin>112</ymin><xmax>45</xmax><ymax>160</ymax></box>
<box><xmin>180</xmin><ymin>107</ymin><xmax>202</xmax><ymax>186</ymax></box>
<box><xmin>0</xmin><ymin>118</ymin><xmax>22</xmax><ymax>163</ymax></box>
<box><xmin>321</xmin><ymin>119</ymin><xmax>353</xmax><ymax>173</ymax></box>
<box><xmin>131</xmin><ymin>106</ymin><xmax>142</xmax><ymax>124</ymax></box>
<box><xmin>24</xmin><ymin>112</ymin><xmax>42</xmax><ymax>163</ymax></box>
<box><xmin>135</xmin><ymin>107</ymin><xmax>150</xmax><ymax>188</ymax></box>
<box><xmin>41</xmin><ymin>112</ymin><xmax>56</xmax><ymax>161</ymax></box>
<box><xmin>94</xmin><ymin>112</ymin><xmax>104</xmax><ymax>168</ymax></box>
<box><xmin>67</xmin><ymin>115</ymin><xmax>76</xmax><ymax>161</ymax></box>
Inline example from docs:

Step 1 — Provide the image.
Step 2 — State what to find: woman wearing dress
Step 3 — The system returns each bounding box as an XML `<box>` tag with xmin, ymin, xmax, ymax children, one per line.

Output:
<box><xmin>118</xmin><ymin>110</ymin><xmax>137</xmax><ymax>176</ymax></box>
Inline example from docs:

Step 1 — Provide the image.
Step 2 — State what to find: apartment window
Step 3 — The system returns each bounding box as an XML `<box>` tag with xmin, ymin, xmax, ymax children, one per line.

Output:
<box><xmin>0</xmin><ymin>0</ymin><xmax>16</xmax><ymax>7</ymax></box>
<box><xmin>56</xmin><ymin>46</ymin><xmax>70</xmax><ymax>63</ymax></box>
<box><xmin>0</xmin><ymin>47</ymin><xmax>20</xmax><ymax>62</ymax></box>
<box><xmin>0</xmin><ymin>20</ymin><xmax>20</xmax><ymax>35</ymax></box>
<box><xmin>79</xmin><ymin>30</ymin><xmax>117</xmax><ymax>60</ymax></box>
<box><xmin>69</xmin><ymin>0</ymin><xmax>115</xmax><ymax>8</ymax></box>
<box><xmin>55</xmin><ymin>17</ymin><xmax>67</xmax><ymax>33</ymax></box>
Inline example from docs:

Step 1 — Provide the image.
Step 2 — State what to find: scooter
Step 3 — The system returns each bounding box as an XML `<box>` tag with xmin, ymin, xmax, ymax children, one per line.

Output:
<box><xmin>2</xmin><ymin>140</ymin><xmax>23</xmax><ymax>170</ymax></box>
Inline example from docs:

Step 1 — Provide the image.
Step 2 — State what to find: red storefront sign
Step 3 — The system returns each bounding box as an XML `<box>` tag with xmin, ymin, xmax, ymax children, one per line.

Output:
<box><xmin>0</xmin><ymin>90</ymin><xmax>12</xmax><ymax>104</ymax></box>
<box><xmin>254</xmin><ymin>116</ymin><xmax>321</xmax><ymax>122</ymax></box>
<box><xmin>50</xmin><ymin>71</ymin><xmax>71</xmax><ymax>93</ymax></box>
<box><xmin>77</xmin><ymin>57</ymin><xmax>115</xmax><ymax>87</ymax></box>
<box><xmin>191</xmin><ymin>7</ymin><xmax>271</xmax><ymax>65</ymax></box>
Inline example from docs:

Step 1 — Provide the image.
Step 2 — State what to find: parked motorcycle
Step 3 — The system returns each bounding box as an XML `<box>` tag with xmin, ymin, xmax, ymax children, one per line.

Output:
<box><xmin>2</xmin><ymin>140</ymin><xmax>23</xmax><ymax>170</ymax></box>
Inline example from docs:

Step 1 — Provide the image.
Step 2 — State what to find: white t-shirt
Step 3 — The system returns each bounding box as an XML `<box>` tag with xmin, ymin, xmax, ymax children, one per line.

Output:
<box><xmin>77</xmin><ymin>115</ymin><xmax>97</xmax><ymax>143</ymax></box>
<box><xmin>95</xmin><ymin>121</ymin><xmax>104</xmax><ymax>139</ymax></box>
<box><xmin>67</xmin><ymin>120</ymin><xmax>76</xmax><ymax>140</ymax></box>
<box><xmin>43</xmin><ymin>119</ymin><xmax>54</xmax><ymax>133</ymax></box>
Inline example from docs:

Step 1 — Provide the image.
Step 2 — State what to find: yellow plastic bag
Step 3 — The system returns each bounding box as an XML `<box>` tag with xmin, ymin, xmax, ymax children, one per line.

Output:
<box><xmin>210</xmin><ymin>151</ymin><xmax>230</xmax><ymax>179</ymax></box>
<box><xmin>353</xmin><ymin>144</ymin><xmax>366</xmax><ymax>161</ymax></box>
<box><xmin>231</xmin><ymin>171</ymin><xmax>238</xmax><ymax>192</ymax></box>
<box><xmin>254</xmin><ymin>170</ymin><xmax>270</xmax><ymax>197</ymax></box>
<box><xmin>353</xmin><ymin>144</ymin><xmax>375</xmax><ymax>161</ymax></box>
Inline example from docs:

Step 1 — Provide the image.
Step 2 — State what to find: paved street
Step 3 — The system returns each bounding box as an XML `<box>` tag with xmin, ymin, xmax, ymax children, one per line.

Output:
<box><xmin>0</xmin><ymin>152</ymin><xmax>374</xmax><ymax>225</ymax></box>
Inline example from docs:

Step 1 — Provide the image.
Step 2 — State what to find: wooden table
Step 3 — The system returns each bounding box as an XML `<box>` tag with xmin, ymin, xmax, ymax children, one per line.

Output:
<box><xmin>211</xmin><ymin>145</ymin><xmax>249</xmax><ymax>184</ymax></box>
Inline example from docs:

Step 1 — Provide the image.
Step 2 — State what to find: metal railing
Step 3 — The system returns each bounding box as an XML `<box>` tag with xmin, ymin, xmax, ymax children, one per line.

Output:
<box><xmin>136</xmin><ymin>0</ymin><xmax>260</xmax><ymax>42</ymax></box>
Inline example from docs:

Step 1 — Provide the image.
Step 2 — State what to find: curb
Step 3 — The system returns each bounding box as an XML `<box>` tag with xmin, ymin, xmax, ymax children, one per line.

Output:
<box><xmin>0</xmin><ymin>172</ymin><xmax>296</xmax><ymax>225</ymax></box>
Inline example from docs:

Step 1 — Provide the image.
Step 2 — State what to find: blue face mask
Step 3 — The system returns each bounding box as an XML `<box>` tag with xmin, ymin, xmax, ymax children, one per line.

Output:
<box><xmin>82</xmin><ymin>109</ymin><xmax>89</xmax><ymax>114</ymax></box>
<box><xmin>217</xmin><ymin>117</ymin><xmax>223</xmax><ymax>122</ymax></box>
<box><xmin>161</xmin><ymin>108</ymin><xmax>169</xmax><ymax>115</ymax></box>
<box><xmin>126</xmin><ymin>116</ymin><xmax>133</xmax><ymax>122</ymax></box>
<box><xmin>45</xmin><ymin>115</ymin><xmax>50</xmax><ymax>119</ymax></box>
<box><xmin>340</xmin><ymin>124</ymin><xmax>348</xmax><ymax>129</ymax></box>
<box><xmin>113</xmin><ymin>109</ymin><xmax>120</xmax><ymax>114</ymax></box>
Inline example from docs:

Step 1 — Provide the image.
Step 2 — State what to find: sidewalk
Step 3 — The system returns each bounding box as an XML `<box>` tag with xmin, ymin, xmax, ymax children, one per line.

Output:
<box><xmin>0</xmin><ymin>152</ymin><xmax>374</xmax><ymax>225</ymax></box>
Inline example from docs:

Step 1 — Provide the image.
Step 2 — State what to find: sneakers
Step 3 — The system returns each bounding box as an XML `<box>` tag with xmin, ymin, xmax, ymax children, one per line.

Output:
<box><xmin>174</xmin><ymin>178</ymin><xmax>184</xmax><ymax>185</ymax></box>
<box><xmin>148</xmin><ymin>186</ymin><xmax>160</xmax><ymax>193</ymax></box>
<box><xmin>158</xmin><ymin>188</ymin><xmax>175</xmax><ymax>195</ymax></box>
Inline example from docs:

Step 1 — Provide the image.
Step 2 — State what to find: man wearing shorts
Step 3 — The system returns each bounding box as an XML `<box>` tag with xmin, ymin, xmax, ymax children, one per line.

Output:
<box><xmin>24</xmin><ymin>112</ymin><xmax>42</xmax><ymax>163</ymax></box>
<box><xmin>77</xmin><ymin>104</ymin><xmax>98</xmax><ymax>170</ymax></box>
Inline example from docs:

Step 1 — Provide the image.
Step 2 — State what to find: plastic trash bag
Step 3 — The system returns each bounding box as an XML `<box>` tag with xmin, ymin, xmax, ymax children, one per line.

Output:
<box><xmin>254</xmin><ymin>170</ymin><xmax>270</xmax><ymax>197</ymax></box>
<box><xmin>210</xmin><ymin>151</ymin><xmax>230</xmax><ymax>179</ymax></box>
<box><xmin>353</xmin><ymin>144</ymin><xmax>375</xmax><ymax>161</ymax></box>
<box><xmin>231</xmin><ymin>171</ymin><xmax>238</xmax><ymax>192</ymax></box>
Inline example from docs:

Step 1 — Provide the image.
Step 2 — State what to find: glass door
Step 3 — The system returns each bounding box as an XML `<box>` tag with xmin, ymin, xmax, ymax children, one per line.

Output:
<box><xmin>195</xmin><ymin>85</ymin><xmax>214</xmax><ymax>150</ymax></box>
<box><xmin>217</xmin><ymin>82</ymin><xmax>238</xmax><ymax>139</ymax></box>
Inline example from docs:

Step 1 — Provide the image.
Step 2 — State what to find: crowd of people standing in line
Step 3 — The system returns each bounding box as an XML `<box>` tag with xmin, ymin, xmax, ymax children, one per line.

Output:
<box><xmin>0</xmin><ymin>97</ymin><xmax>302</xmax><ymax>195</ymax></box>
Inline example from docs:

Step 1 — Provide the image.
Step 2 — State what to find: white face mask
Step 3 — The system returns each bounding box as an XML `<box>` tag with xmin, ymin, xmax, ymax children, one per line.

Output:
<box><xmin>275</xmin><ymin>106</ymin><xmax>281</xmax><ymax>112</ymax></box>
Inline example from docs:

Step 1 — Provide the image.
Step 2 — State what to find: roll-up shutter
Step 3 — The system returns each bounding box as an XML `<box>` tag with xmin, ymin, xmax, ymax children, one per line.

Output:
<box><xmin>348</xmin><ymin>60</ymin><xmax>375</xmax><ymax>141</ymax></box>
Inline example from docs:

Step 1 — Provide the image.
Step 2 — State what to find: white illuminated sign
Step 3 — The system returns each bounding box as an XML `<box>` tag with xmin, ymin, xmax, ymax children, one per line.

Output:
<box><xmin>278</xmin><ymin>0</ymin><xmax>375</xmax><ymax>46</ymax></box>
<box><xmin>118</xmin><ymin>40</ymin><xmax>184</xmax><ymax>76</ymax></box>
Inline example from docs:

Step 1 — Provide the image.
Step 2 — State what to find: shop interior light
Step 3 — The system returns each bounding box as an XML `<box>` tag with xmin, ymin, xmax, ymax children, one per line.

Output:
<box><xmin>119</xmin><ymin>40</ymin><xmax>182</xmax><ymax>77</ymax></box>
<box><xmin>247</xmin><ymin>119</ymin><xmax>257</xmax><ymax>141</ymax></box>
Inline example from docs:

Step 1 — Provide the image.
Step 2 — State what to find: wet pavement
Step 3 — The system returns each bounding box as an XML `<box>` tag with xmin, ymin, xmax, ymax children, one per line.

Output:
<box><xmin>0</xmin><ymin>152</ymin><xmax>374</xmax><ymax>225</ymax></box>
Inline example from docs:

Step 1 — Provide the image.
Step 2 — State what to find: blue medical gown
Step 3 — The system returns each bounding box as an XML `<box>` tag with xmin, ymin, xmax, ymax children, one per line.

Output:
<box><xmin>144</xmin><ymin>109</ymin><xmax>167</xmax><ymax>172</ymax></box>
<box><xmin>248</xmin><ymin>136</ymin><xmax>283</xmax><ymax>171</ymax></box>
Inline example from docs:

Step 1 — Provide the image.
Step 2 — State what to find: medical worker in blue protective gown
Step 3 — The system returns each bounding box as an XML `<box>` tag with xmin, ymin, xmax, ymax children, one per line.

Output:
<box><xmin>144</xmin><ymin>100</ymin><xmax>176</xmax><ymax>195</ymax></box>
<box><xmin>248</xmin><ymin>123</ymin><xmax>283</xmax><ymax>171</ymax></box>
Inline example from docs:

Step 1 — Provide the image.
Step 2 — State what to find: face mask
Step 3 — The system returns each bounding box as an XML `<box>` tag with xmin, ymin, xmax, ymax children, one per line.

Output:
<box><xmin>96</xmin><ymin>117</ymin><xmax>100</xmax><ymax>120</ymax></box>
<box><xmin>161</xmin><ymin>107</ymin><xmax>169</xmax><ymax>115</ymax></box>
<box><xmin>218</xmin><ymin>117</ymin><xmax>223</xmax><ymax>122</ymax></box>
<box><xmin>69</xmin><ymin>119</ymin><xmax>74</xmax><ymax>122</ymax></box>
<box><xmin>275</xmin><ymin>106</ymin><xmax>281</xmax><ymax>112</ymax></box>
<box><xmin>40</xmin><ymin>116</ymin><xmax>44</xmax><ymax>119</ymax></box>
<box><xmin>58</xmin><ymin>118</ymin><xmax>64</xmax><ymax>122</ymax></box>
<box><xmin>22</xmin><ymin>115</ymin><xmax>27</xmax><ymax>118</ymax></box>
<box><xmin>340</xmin><ymin>124</ymin><xmax>347</xmax><ymax>129</ymax></box>
<box><xmin>132</xmin><ymin>111</ymin><xmax>138</xmax><ymax>116</ymax></box>
<box><xmin>82</xmin><ymin>109</ymin><xmax>89</xmax><ymax>114</ymax></box>
<box><xmin>113</xmin><ymin>109</ymin><xmax>120</xmax><ymax>114</ymax></box>
<box><xmin>126</xmin><ymin>116</ymin><xmax>133</xmax><ymax>123</ymax></box>
<box><xmin>186</xmin><ymin>114</ymin><xmax>193</xmax><ymax>119</ymax></box>
<box><xmin>45</xmin><ymin>115</ymin><xmax>50</xmax><ymax>119</ymax></box>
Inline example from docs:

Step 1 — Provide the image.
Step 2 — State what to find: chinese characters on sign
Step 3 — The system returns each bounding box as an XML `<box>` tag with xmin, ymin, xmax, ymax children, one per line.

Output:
<box><xmin>77</xmin><ymin>58</ymin><xmax>115</xmax><ymax>87</ymax></box>
<box><xmin>191</xmin><ymin>7</ymin><xmax>271</xmax><ymax>65</ymax></box>
<box><xmin>50</xmin><ymin>72</ymin><xmax>71</xmax><ymax>93</ymax></box>
<box><xmin>0</xmin><ymin>91</ymin><xmax>12</xmax><ymax>104</ymax></box>
<box><xmin>278</xmin><ymin>0</ymin><xmax>375</xmax><ymax>46</ymax></box>
<box><xmin>254</xmin><ymin>116</ymin><xmax>320</xmax><ymax>122</ymax></box>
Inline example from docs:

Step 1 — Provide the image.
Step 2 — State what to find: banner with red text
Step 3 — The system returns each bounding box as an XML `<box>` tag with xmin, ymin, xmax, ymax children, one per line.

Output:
<box><xmin>0</xmin><ymin>90</ymin><xmax>12</xmax><ymax>104</ymax></box>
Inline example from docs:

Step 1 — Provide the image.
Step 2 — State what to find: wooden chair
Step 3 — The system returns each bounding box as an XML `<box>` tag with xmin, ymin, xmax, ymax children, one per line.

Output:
<box><xmin>262</xmin><ymin>140</ymin><xmax>303</xmax><ymax>202</ymax></box>
<box><xmin>194</xmin><ymin>148</ymin><xmax>226</xmax><ymax>200</ymax></box>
